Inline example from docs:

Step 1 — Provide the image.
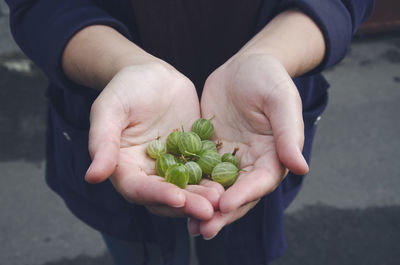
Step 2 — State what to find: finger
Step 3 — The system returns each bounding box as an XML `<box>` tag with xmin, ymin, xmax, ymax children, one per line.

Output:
<box><xmin>199</xmin><ymin>179</ymin><xmax>225</xmax><ymax>196</ymax></box>
<box><xmin>185</xmin><ymin>184</ymin><xmax>221</xmax><ymax>210</ymax></box>
<box><xmin>143</xmin><ymin>189</ymin><xmax>214</xmax><ymax>220</ymax></box>
<box><xmin>219</xmin><ymin>155</ymin><xmax>284</xmax><ymax>213</ymax></box>
<box><xmin>85</xmin><ymin>94</ymin><xmax>127</xmax><ymax>184</ymax></box>
<box><xmin>199</xmin><ymin>200</ymin><xmax>259</xmax><ymax>240</ymax></box>
<box><xmin>187</xmin><ymin>217</ymin><xmax>201</xmax><ymax>236</ymax></box>
<box><xmin>265</xmin><ymin>79</ymin><xmax>309</xmax><ymax>175</ymax></box>
<box><xmin>111</xmin><ymin>173</ymin><xmax>186</xmax><ymax>208</ymax></box>
<box><xmin>181</xmin><ymin>190</ymin><xmax>214</xmax><ymax>220</ymax></box>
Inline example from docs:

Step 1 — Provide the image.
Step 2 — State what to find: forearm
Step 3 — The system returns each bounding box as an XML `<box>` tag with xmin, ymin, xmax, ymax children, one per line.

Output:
<box><xmin>62</xmin><ymin>25</ymin><xmax>164</xmax><ymax>89</ymax></box>
<box><xmin>235</xmin><ymin>8</ymin><xmax>326</xmax><ymax>77</ymax></box>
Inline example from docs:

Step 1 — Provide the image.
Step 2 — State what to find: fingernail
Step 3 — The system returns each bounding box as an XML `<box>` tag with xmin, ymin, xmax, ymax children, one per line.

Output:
<box><xmin>220</xmin><ymin>212</ymin><xmax>230</xmax><ymax>217</ymax></box>
<box><xmin>172</xmin><ymin>202</ymin><xmax>185</xmax><ymax>208</ymax></box>
<box><xmin>203</xmin><ymin>234</ymin><xmax>216</xmax><ymax>240</ymax></box>
<box><xmin>172</xmin><ymin>199</ymin><xmax>185</xmax><ymax>208</ymax></box>
<box><xmin>84</xmin><ymin>165</ymin><xmax>92</xmax><ymax>182</ymax></box>
<box><xmin>86</xmin><ymin>164</ymin><xmax>92</xmax><ymax>174</ymax></box>
<box><xmin>172</xmin><ymin>192</ymin><xmax>185</xmax><ymax>208</ymax></box>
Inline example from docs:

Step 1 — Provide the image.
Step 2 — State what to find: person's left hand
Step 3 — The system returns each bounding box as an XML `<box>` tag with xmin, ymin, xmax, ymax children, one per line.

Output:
<box><xmin>187</xmin><ymin>54</ymin><xmax>309</xmax><ymax>239</ymax></box>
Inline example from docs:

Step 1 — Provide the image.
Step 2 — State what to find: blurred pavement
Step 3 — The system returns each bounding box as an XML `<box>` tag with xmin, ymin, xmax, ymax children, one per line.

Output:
<box><xmin>1</xmin><ymin>2</ymin><xmax>400</xmax><ymax>265</ymax></box>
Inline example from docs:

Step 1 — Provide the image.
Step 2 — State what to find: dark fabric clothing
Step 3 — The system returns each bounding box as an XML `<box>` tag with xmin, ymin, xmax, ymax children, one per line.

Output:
<box><xmin>6</xmin><ymin>0</ymin><xmax>374</xmax><ymax>264</ymax></box>
<box><xmin>130</xmin><ymin>0</ymin><xmax>262</xmax><ymax>89</ymax></box>
<box><xmin>101</xmin><ymin>219</ymin><xmax>189</xmax><ymax>265</ymax></box>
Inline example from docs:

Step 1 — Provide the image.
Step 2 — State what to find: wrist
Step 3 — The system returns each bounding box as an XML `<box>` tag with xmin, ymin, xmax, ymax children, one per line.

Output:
<box><xmin>230</xmin><ymin>8</ymin><xmax>325</xmax><ymax>77</ymax></box>
<box><xmin>111</xmin><ymin>50</ymin><xmax>172</xmax><ymax>78</ymax></box>
<box><xmin>111</xmin><ymin>60</ymin><xmax>195</xmax><ymax>101</ymax></box>
<box><xmin>243</xmin><ymin>49</ymin><xmax>299</xmax><ymax>77</ymax></box>
<box><xmin>115</xmin><ymin>60</ymin><xmax>181</xmax><ymax>85</ymax></box>
<box><xmin>62</xmin><ymin>25</ymin><xmax>171</xmax><ymax>89</ymax></box>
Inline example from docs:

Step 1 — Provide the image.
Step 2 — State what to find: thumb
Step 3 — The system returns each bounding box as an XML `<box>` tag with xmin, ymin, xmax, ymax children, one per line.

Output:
<box><xmin>266</xmin><ymin>79</ymin><xmax>309</xmax><ymax>175</ymax></box>
<box><xmin>85</xmin><ymin>93</ymin><xmax>126</xmax><ymax>184</ymax></box>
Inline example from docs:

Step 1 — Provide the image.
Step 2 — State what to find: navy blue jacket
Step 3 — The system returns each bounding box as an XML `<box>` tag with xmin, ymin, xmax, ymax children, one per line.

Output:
<box><xmin>6</xmin><ymin>0</ymin><xmax>374</xmax><ymax>264</ymax></box>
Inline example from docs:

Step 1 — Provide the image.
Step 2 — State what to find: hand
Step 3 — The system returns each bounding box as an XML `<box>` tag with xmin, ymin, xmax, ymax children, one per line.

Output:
<box><xmin>189</xmin><ymin>54</ymin><xmax>309</xmax><ymax>238</ymax></box>
<box><xmin>85</xmin><ymin>63</ymin><xmax>222</xmax><ymax>220</ymax></box>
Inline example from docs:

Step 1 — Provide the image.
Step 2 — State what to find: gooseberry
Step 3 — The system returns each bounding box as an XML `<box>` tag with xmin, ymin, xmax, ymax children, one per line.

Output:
<box><xmin>191</xmin><ymin>118</ymin><xmax>214</xmax><ymax>140</ymax></box>
<box><xmin>146</xmin><ymin>139</ymin><xmax>167</xmax><ymax>159</ymax></box>
<box><xmin>178</xmin><ymin>132</ymin><xmax>202</xmax><ymax>156</ymax></box>
<box><xmin>155</xmin><ymin>153</ymin><xmax>177</xmax><ymax>177</ymax></box>
<box><xmin>185</xmin><ymin>161</ymin><xmax>202</xmax><ymax>185</ymax></box>
<box><xmin>221</xmin><ymin>147</ymin><xmax>240</xmax><ymax>167</ymax></box>
<box><xmin>201</xmin><ymin>140</ymin><xmax>218</xmax><ymax>153</ymax></box>
<box><xmin>165</xmin><ymin>163</ymin><xmax>189</xmax><ymax>188</ymax></box>
<box><xmin>196</xmin><ymin>150</ymin><xmax>221</xmax><ymax>175</ymax></box>
<box><xmin>211</xmin><ymin>162</ymin><xmax>239</xmax><ymax>188</ymax></box>
<box><xmin>166</xmin><ymin>130</ymin><xmax>182</xmax><ymax>155</ymax></box>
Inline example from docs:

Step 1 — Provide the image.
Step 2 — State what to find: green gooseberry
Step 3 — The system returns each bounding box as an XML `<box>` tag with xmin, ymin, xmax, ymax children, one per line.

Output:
<box><xmin>155</xmin><ymin>153</ymin><xmax>177</xmax><ymax>177</ymax></box>
<box><xmin>165</xmin><ymin>163</ymin><xmax>189</xmax><ymax>189</ymax></box>
<box><xmin>201</xmin><ymin>140</ymin><xmax>218</xmax><ymax>153</ymax></box>
<box><xmin>146</xmin><ymin>139</ymin><xmax>166</xmax><ymax>159</ymax></box>
<box><xmin>221</xmin><ymin>153</ymin><xmax>239</xmax><ymax>167</ymax></box>
<box><xmin>221</xmin><ymin>147</ymin><xmax>240</xmax><ymax>167</ymax></box>
<box><xmin>196</xmin><ymin>150</ymin><xmax>221</xmax><ymax>175</ymax></box>
<box><xmin>178</xmin><ymin>132</ymin><xmax>202</xmax><ymax>156</ymax></box>
<box><xmin>166</xmin><ymin>130</ymin><xmax>182</xmax><ymax>155</ymax></box>
<box><xmin>185</xmin><ymin>161</ymin><xmax>203</xmax><ymax>185</ymax></box>
<box><xmin>211</xmin><ymin>162</ymin><xmax>239</xmax><ymax>188</ymax></box>
<box><xmin>191</xmin><ymin>118</ymin><xmax>214</xmax><ymax>140</ymax></box>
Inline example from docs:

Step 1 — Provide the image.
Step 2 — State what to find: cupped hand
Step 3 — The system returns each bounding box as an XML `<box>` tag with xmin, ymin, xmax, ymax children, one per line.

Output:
<box><xmin>85</xmin><ymin>63</ymin><xmax>222</xmax><ymax>220</ymax></box>
<box><xmin>189</xmin><ymin>54</ymin><xmax>309</xmax><ymax>238</ymax></box>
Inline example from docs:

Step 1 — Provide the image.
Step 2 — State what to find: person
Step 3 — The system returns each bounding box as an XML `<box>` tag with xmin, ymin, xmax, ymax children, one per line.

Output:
<box><xmin>6</xmin><ymin>0</ymin><xmax>374</xmax><ymax>264</ymax></box>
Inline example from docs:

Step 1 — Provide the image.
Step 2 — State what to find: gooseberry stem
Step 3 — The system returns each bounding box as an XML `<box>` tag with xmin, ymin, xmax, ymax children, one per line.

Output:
<box><xmin>232</xmin><ymin>147</ymin><xmax>239</xmax><ymax>156</ymax></box>
<box><xmin>216</xmin><ymin>140</ymin><xmax>223</xmax><ymax>150</ymax></box>
<box><xmin>204</xmin><ymin>174</ymin><xmax>212</xmax><ymax>180</ymax></box>
<box><xmin>185</xmin><ymin>151</ymin><xmax>199</xmax><ymax>158</ymax></box>
<box><xmin>180</xmin><ymin>155</ymin><xmax>188</xmax><ymax>163</ymax></box>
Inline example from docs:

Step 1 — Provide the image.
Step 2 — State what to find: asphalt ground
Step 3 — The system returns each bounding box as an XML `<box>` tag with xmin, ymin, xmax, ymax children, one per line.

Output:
<box><xmin>1</xmin><ymin>4</ymin><xmax>400</xmax><ymax>265</ymax></box>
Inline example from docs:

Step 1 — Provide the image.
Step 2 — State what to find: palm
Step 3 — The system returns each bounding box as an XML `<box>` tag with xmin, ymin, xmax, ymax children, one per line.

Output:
<box><xmin>113</xmin><ymin>81</ymin><xmax>201</xmax><ymax>203</ymax></box>
<box><xmin>87</xmin><ymin>65</ymin><xmax>221</xmax><ymax>219</ymax></box>
<box><xmin>208</xmin><ymin>121</ymin><xmax>281</xmax><ymax>193</ymax></box>
<box><xmin>201</xmin><ymin>60</ymin><xmax>283</xmax><ymax>207</ymax></box>
<box><xmin>201</xmin><ymin>55</ymin><xmax>307</xmax><ymax>215</ymax></box>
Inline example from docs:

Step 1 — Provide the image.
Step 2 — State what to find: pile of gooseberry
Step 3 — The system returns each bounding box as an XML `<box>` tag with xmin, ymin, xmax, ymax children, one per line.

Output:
<box><xmin>146</xmin><ymin>118</ymin><xmax>240</xmax><ymax>189</ymax></box>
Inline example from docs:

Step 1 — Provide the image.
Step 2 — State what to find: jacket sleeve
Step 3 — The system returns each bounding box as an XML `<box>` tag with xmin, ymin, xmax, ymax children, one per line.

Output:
<box><xmin>280</xmin><ymin>0</ymin><xmax>375</xmax><ymax>74</ymax></box>
<box><xmin>5</xmin><ymin>0</ymin><xmax>132</xmax><ymax>90</ymax></box>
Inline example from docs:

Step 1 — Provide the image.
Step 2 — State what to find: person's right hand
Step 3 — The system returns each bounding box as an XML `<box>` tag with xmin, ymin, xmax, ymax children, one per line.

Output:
<box><xmin>84</xmin><ymin>62</ymin><xmax>223</xmax><ymax>220</ymax></box>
